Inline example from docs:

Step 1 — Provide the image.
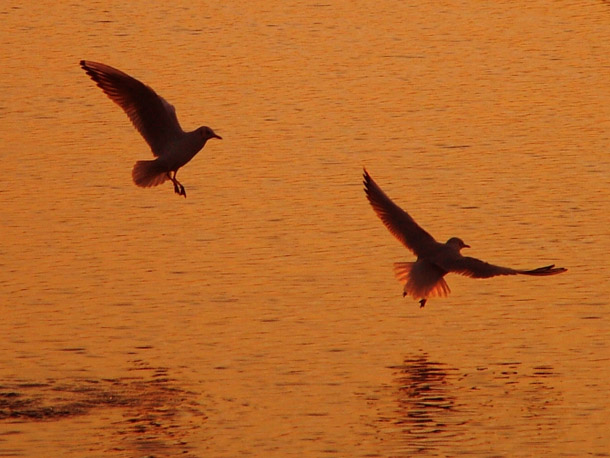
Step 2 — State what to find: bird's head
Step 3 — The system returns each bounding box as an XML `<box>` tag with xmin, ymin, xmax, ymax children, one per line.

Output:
<box><xmin>446</xmin><ymin>237</ymin><xmax>470</xmax><ymax>251</ymax></box>
<box><xmin>199</xmin><ymin>126</ymin><xmax>222</xmax><ymax>141</ymax></box>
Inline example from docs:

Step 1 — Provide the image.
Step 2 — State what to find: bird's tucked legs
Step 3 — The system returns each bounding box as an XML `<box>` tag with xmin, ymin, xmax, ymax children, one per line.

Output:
<box><xmin>401</xmin><ymin>290</ymin><xmax>426</xmax><ymax>308</ymax></box>
<box><xmin>167</xmin><ymin>171</ymin><xmax>187</xmax><ymax>198</ymax></box>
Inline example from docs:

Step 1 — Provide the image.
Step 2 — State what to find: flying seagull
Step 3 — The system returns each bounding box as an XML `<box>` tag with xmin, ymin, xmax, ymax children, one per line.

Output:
<box><xmin>363</xmin><ymin>168</ymin><xmax>566</xmax><ymax>307</ymax></box>
<box><xmin>80</xmin><ymin>60</ymin><xmax>221</xmax><ymax>197</ymax></box>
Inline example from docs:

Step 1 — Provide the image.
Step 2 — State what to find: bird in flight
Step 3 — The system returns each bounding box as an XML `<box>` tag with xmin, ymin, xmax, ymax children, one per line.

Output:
<box><xmin>363</xmin><ymin>168</ymin><xmax>566</xmax><ymax>307</ymax></box>
<box><xmin>80</xmin><ymin>60</ymin><xmax>221</xmax><ymax>197</ymax></box>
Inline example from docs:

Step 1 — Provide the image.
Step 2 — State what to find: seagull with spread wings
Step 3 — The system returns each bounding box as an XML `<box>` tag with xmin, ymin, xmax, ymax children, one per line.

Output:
<box><xmin>363</xmin><ymin>168</ymin><xmax>566</xmax><ymax>307</ymax></box>
<box><xmin>80</xmin><ymin>60</ymin><xmax>221</xmax><ymax>197</ymax></box>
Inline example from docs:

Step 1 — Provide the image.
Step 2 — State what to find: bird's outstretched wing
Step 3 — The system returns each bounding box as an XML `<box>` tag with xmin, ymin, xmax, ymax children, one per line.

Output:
<box><xmin>518</xmin><ymin>265</ymin><xmax>567</xmax><ymax>275</ymax></box>
<box><xmin>442</xmin><ymin>256</ymin><xmax>567</xmax><ymax>279</ymax></box>
<box><xmin>363</xmin><ymin>169</ymin><xmax>438</xmax><ymax>257</ymax></box>
<box><xmin>80</xmin><ymin>60</ymin><xmax>182</xmax><ymax>157</ymax></box>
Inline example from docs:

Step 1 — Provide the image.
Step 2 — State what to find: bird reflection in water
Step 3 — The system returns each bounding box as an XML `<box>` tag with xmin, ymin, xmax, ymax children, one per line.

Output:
<box><xmin>389</xmin><ymin>354</ymin><xmax>464</xmax><ymax>454</ymax></box>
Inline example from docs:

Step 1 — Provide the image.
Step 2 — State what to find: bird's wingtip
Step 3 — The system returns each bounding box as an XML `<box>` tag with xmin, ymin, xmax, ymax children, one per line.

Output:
<box><xmin>362</xmin><ymin>168</ymin><xmax>372</xmax><ymax>189</ymax></box>
<box><xmin>362</xmin><ymin>167</ymin><xmax>371</xmax><ymax>182</ymax></box>
<box><xmin>522</xmin><ymin>264</ymin><xmax>568</xmax><ymax>276</ymax></box>
<box><xmin>546</xmin><ymin>264</ymin><xmax>568</xmax><ymax>274</ymax></box>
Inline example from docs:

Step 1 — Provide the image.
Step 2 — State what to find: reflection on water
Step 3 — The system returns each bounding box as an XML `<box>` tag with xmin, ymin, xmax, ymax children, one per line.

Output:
<box><xmin>388</xmin><ymin>354</ymin><xmax>463</xmax><ymax>455</ymax></box>
<box><xmin>0</xmin><ymin>362</ymin><xmax>205</xmax><ymax>457</ymax></box>
<box><xmin>383</xmin><ymin>355</ymin><xmax>568</xmax><ymax>456</ymax></box>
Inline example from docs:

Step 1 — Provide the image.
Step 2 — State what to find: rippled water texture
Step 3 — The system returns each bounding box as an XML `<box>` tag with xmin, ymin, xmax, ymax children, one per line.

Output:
<box><xmin>1</xmin><ymin>1</ymin><xmax>609</xmax><ymax>456</ymax></box>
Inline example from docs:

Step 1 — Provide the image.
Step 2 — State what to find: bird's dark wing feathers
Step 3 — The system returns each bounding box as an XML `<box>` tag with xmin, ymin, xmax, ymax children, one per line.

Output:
<box><xmin>363</xmin><ymin>169</ymin><xmax>437</xmax><ymax>257</ymax></box>
<box><xmin>80</xmin><ymin>60</ymin><xmax>182</xmax><ymax>157</ymax></box>
<box><xmin>516</xmin><ymin>264</ymin><xmax>567</xmax><ymax>276</ymax></box>
<box><xmin>442</xmin><ymin>256</ymin><xmax>567</xmax><ymax>279</ymax></box>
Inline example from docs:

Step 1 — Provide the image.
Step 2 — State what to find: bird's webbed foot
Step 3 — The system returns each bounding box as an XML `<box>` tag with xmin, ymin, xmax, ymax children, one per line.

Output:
<box><xmin>419</xmin><ymin>299</ymin><xmax>427</xmax><ymax>308</ymax></box>
<box><xmin>169</xmin><ymin>173</ymin><xmax>187</xmax><ymax>198</ymax></box>
<box><xmin>175</xmin><ymin>183</ymin><xmax>186</xmax><ymax>198</ymax></box>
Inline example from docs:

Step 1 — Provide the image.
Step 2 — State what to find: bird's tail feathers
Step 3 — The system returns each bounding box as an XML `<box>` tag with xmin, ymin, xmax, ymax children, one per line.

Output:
<box><xmin>394</xmin><ymin>262</ymin><xmax>450</xmax><ymax>300</ymax></box>
<box><xmin>518</xmin><ymin>264</ymin><xmax>567</xmax><ymax>276</ymax></box>
<box><xmin>132</xmin><ymin>160</ymin><xmax>169</xmax><ymax>188</ymax></box>
<box><xmin>393</xmin><ymin>262</ymin><xmax>414</xmax><ymax>284</ymax></box>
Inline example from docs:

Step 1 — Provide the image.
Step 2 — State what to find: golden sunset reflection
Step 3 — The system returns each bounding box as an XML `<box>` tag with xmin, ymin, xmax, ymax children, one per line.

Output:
<box><xmin>0</xmin><ymin>1</ymin><xmax>608</xmax><ymax>456</ymax></box>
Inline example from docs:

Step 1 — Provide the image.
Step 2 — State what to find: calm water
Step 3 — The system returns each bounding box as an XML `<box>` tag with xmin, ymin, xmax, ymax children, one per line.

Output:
<box><xmin>1</xmin><ymin>1</ymin><xmax>609</xmax><ymax>456</ymax></box>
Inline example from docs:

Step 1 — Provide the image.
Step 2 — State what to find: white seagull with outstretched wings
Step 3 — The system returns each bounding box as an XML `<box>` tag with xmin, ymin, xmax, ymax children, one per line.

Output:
<box><xmin>363</xmin><ymin>168</ymin><xmax>566</xmax><ymax>307</ymax></box>
<box><xmin>81</xmin><ymin>60</ymin><xmax>221</xmax><ymax>197</ymax></box>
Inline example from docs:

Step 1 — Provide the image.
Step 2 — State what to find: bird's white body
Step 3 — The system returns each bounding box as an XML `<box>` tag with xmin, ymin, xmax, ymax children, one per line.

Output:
<box><xmin>132</xmin><ymin>127</ymin><xmax>214</xmax><ymax>189</ymax></box>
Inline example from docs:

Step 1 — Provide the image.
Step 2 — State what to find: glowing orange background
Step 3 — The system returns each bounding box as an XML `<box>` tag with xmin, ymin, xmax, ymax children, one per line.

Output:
<box><xmin>0</xmin><ymin>1</ymin><xmax>608</xmax><ymax>456</ymax></box>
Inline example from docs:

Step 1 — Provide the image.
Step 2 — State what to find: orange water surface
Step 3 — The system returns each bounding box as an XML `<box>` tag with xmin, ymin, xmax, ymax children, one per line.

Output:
<box><xmin>1</xmin><ymin>1</ymin><xmax>609</xmax><ymax>456</ymax></box>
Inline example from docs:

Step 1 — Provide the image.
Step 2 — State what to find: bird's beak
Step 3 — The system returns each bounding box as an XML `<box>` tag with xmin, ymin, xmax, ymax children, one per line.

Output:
<box><xmin>213</xmin><ymin>133</ymin><xmax>222</xmax><ymax>140</ymax></box>
<box><xmin>463</xmin><ymin>244</ymin><xmax>471</xmax><ymax>248</ymax></box>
